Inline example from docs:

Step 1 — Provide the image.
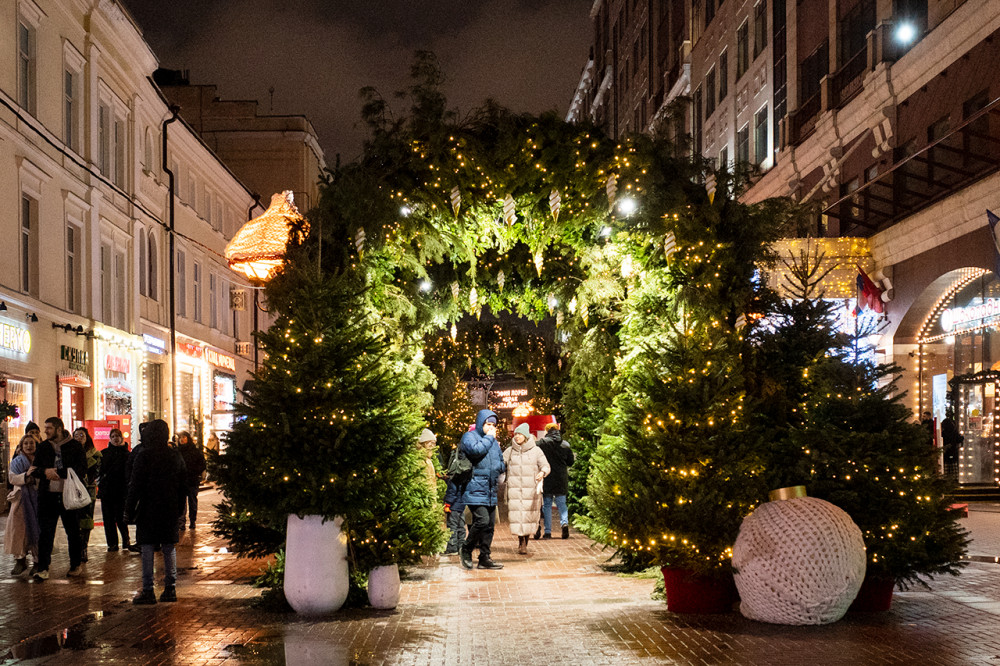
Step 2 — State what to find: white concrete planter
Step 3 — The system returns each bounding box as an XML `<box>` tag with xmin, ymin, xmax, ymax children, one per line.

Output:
<box><xmin>284</xmin><ymin>514</ymin><xmax>349</xmax><ymax>615</ymax></box>
<box><xmin>367</xmin><ymin>564</ymin><xmax>401</xmax><ymax>609</ymax></box>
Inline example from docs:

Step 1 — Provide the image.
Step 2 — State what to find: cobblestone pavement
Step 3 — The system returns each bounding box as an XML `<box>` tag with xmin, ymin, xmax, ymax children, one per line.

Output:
<box><xmin>1</xmin><ymin>492</ymin><xmax>1000</xmax><ymax>664</ymax></box>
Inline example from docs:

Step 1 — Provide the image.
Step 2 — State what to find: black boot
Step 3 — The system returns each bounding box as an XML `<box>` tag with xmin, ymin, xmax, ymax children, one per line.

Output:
<box><xmin>533</xmin><ymin>526</ymin><xmax>541</xmax><ymax>540</ymax></box>
<box><xmin>478</xmin><ymin>557</ymin><xmax>504</xmax><ymax>570</ymax></box>
<box><xmin>11</xmin><ymin>559</ymin><xmax>26</xmax><ymax>576</ymax></box>
<box><xmin>159</xmin><ymin>585</ymin><xmax>177</xmax><ymax>602</ymax></box>
<box><xmin>459</xmin><ymin>548</ymin><xmax>473</xmax><ymax>570</ymax></box>
<box><xmin>132</xmin><ymin>588</ymin><xmax>156</xmax><ymax>605</ymax></box>
<box><xmin>562</xmin><ymin>524</ymin><xmax>570</xmax><ymax>539</ymax></box>
<box><xmin>80</xmin><ymin>530</ymin><xmax>90</xmax><ymax>563</ymax></box>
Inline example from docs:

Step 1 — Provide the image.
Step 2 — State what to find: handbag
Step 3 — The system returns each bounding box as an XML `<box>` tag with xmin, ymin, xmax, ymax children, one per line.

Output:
<box><xmin>63</xmin><ymin>468</ymin><xmax>92</xmax><ymax>510</ymax></box>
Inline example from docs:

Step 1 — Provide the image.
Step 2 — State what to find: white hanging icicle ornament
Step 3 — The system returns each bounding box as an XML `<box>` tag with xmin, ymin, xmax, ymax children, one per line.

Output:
<box><xmin>450</xmin><ymin>323</ymin><xmax>458</xmax><ymax>341</ymax></box>
<box><xmin>497</xmin><ymin>270</ymin><xmax>505</xmax><ymax>291</ymax></box>
<box><xmin>606</xmin><ymin>174</ymin><xmax>617</xmax><ymax>206</ymax></box>
<box><xmin>534</xmin><ymin>251</ymin><xmax>544</xmax><ymax>275</ymax></box>
<box><xmin>451</xmin><ymin>282</ymin><xmax>460</xmax><ymax>301</ymax></box>
<box><xmin>664</xmin><ymin>231</ymin><xmax>677</xmax><ymax>258</ymax></box>
<box><xmin>503</xmin><ymin>194</ymin><xmax>517</xmax><ymax>225</ymax></box>
<box><xmin>549</xmin><ymin>189</ymin><xmax>561</xmax><ymax>222</ymax></box>
<box><xmin>355</xmin><ymin>227</ymin><xmax>366</xmax><ymax>253</ymax></box>
<box><xmin>469</xmin><ymin>286</ymin><xmax>478</xmax><ymax>309</ymax></box>
<box><xmin>451</xmin><ymin>186</ymin><xmax>461</xmax><ymax>217</ymax></box>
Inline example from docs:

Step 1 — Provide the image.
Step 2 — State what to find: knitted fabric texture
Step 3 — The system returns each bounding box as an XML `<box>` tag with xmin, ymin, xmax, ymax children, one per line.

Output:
<box><xmin>732</xmin><ymin>496</ymin><xmax>866</xmax><ymax>625</ymax></box>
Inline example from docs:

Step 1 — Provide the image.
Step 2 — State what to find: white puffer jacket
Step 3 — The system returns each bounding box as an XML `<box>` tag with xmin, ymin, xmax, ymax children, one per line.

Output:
<box><xmin>503</xmin><ymin>436</ymin><xmax>550</xmax><ymax>536</ymax></box>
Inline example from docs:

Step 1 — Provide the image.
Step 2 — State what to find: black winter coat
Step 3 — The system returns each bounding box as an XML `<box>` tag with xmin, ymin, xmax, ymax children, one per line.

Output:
<box><xmin>177</xmin><ymin>443</ymin><xmax>206</xmax><ymax>487</ymax></box>
<box><xmin>98</xmin><ymin>445</ymin><xmax>130</xmax><ymax>500</ymax></box>
<box><xmin>125</xmin><ymin>421</ymin><xmax>187</xmax><ymax>545</ymax></box>
<box><xmin>32</xmin><ymin>435</ymin><xmax>86</xmax><ymax>494</ymax></box>
<box><xmin>537</xmin><ymin>430</ymin><xmax>574</xmax><ymax>496</ymax></box>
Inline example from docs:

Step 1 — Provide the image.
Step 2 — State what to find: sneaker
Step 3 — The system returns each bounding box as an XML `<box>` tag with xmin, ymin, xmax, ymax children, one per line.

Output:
<box><xmin>107</xmin><ymin>546</ymin><xmax>119</xmax><ymax>552</ymax></box>
<box><xmin>132</xmin><ymin>589</ymin><xmax>157</xmax><ymax>605</ymax></box>
<box><xmin>159</xmin><ymin>586</ymin><xmax>177</xmax><ymax>602</ymax></box>
<box><xmin>561</xmin><ymin>524</ymin><xmax>570</xmax><ymax>539</ymax></box>
<box><xmin>11</xmin><ymin>559</ymin><xmax>26</xmax><ymax>576</ymax></box>
<box><xmin>459</xmin><ymin>548</ymin><xmax>473</xmax><ymax>570</ymax></box>
<box><xmin>542</xmin><ymin>533</ymin><xmax>552</xmax><ymax>539</ymax></box>
<box><xmin>477</xmin><ymin>558</ymin><xmax>504</xmax><ymax>570</ymax></box>
<box><xmin>66</xmin><ymin>567</ymin><xmax>83</xmax><ymax>578</ymax></box>
<box><xmin>442</xmin><ymin>548</ymin><xmax>459</xmax><ymax>555</ymax></box>
<box><xmin>33</xmin><ymin>569</ymin><xmax>49</xmax><ymax>582</ymax></box>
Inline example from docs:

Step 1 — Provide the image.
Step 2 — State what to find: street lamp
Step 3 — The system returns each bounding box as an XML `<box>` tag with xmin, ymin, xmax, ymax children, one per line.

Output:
<box><xmin>225</xmin><ymin>191</ymin><xmax>308</xmax><ymax>370</ymax></box>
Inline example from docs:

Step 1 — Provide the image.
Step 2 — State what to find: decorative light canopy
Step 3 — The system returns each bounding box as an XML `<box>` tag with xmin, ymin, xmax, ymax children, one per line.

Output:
<box><xmin>225</xmin><ymin>191</ymin><xmax>307</xmax><ymax>281</ymax></box>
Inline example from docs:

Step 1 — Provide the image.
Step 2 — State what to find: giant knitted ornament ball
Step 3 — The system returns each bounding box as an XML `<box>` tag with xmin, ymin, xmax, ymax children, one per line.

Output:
<box><xmin>732</xmin><ymin>487</ymin><xmax>866</xmax><ymax>625</ymax></box>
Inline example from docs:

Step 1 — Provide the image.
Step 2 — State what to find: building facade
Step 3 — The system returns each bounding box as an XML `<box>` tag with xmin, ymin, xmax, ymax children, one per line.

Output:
<box><xmin>574</xmin><ymin>0</ymin><xmax>1000</xmax><ymax>485</ymax></box>
<box><xmin>0</xmin><ymin>0</ymin><xmax>257</xmax><ymax>467</ymax></box>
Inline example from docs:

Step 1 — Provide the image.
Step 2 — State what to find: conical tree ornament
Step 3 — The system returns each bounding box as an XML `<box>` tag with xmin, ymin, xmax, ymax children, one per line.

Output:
<box><xmin>534</xmin><ymin>251</ymin><xmax>544</xmax><ymax>275</ymax></box>
<box><xmin>503</xmin><ymin>194</ymin><xmax>517</xmax><ymax>225</ymax></box>
<box><xmin>451</xmin><ymin>282</ymin><xmax>460</xmax><ymax>301</ymax></box>
<box><xmin>450</xmin><ymin>323</ymin><xmax>458</xmax><ymax>341</ymax></box>
<box><xmin>568</xmin><ymin>296</ymin><xmax>577</xmax><ymax>314</ymax></box>
<box><xmin>355</xmin><ymin>227</ymin><xmax>366</xmax><ymax>253</ymax></box>
<box><xmin>549</xmin><ymin>189</ymin><xmax>561</xmax><ymax>222</ymax></box>
<box><xmin>606</xmin><ymin>174</ymin><xmax>617</xmax><ymax>205</ymax></box>
<box><xmin>497</xmin><ymin>270</ymin><xmax>505</xmax><ymax>291</ymax></box>
<box><xmin>556</xmin><ymin>311</ymin><xmax>564</xmax><ymax>327</ymax></box>
<box><xmin>664</xmin><ymin>231</ymin><xmax>677</xmax><ymax>258</ymax></box>
<box><xmin>451</xmin><ymin>186</ymin><xmax>462</xmax><ymax>217</ymax></box>
<box><xmin>470</xmin><ymin>286</ymin><xmax>478</xmax><ymax>309</ymax></box>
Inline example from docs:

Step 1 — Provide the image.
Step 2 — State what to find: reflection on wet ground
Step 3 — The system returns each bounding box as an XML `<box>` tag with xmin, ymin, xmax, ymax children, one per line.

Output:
<box><xmin>2</xmin><ymin>612</ymin><xmax>107</xmax><ymax>661</ymax></box>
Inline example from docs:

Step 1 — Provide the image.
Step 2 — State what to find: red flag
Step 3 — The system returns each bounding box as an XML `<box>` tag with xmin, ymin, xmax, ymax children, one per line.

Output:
<box><xmin>856</xmin><ymin>264</ymin><xmax>884</xmax><ymax>314</ymax></box>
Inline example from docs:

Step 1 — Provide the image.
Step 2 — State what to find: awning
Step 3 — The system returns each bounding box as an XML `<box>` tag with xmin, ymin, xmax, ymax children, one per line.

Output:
<box><xmin>58</xmin><ymin>371</ymin><xmax>92</xmax><ymax>388</ymax></box>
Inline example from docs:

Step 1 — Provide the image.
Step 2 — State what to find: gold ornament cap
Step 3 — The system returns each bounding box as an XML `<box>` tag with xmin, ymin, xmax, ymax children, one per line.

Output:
<box><xmin>768</xmin><ymin>485</ymin><xmax>807</xmax><ymax>502</ymax></box>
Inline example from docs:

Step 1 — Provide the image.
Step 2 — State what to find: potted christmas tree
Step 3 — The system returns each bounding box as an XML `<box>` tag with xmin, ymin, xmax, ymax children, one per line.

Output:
<box><xmin>213</xmin><ymin>264</ymin><xmax>444</xmax><ymax>613</ymax></box>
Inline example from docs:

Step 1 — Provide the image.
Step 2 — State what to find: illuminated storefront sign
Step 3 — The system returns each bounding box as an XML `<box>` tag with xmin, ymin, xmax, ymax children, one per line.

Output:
<box><xmin>60</xmin><ymin>345</ymin><xmax>89</xmax><ymax>371</ymax></box>
<box><xmin>205</xmin><ymin>348</ymin><xmax>236</xmax><ymax>372</ymax></box>
<box><xmin>143</xmin><ymin>334</ymin><xmax>166</xmax><ymax>355</ymax></box>
<box><xmin>941</xmin><ymin>298</ymin><xmax>1000</xmax><ymax>333</ymax></box>
<box><xmin>105</xmin><ymin>354</ymin><xmax>130</xmax><ymax>374</ymax></box>
<box><xmin>0</xmin><ymin>322</ymin><xmax>31</xmax><ymax>354</ymax></box>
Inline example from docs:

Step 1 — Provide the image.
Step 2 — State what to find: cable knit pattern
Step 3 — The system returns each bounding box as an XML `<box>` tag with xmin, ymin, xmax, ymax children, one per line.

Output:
<box><xmin>733</xmin><ymin>496</ymin><xmax>867</xmax><ymax>625</ymax></box>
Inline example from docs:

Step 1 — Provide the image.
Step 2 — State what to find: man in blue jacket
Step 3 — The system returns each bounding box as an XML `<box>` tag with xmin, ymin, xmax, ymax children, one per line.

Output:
<box><xmin>459</xmin><ymin>409</ymin><xmax>505</xmax><ymax>570</ymax></box>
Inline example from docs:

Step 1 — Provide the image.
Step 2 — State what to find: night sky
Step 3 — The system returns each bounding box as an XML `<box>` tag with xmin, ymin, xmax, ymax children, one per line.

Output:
<box><xmin>123</xmin><ymin>0</ymin><xmax>593</xmax><ymax>163</ymax></box>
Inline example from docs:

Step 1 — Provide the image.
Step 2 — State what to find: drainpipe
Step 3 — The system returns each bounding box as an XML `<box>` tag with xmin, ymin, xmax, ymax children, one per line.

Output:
<box><xmin>246</xmin><ymin>194</ymin><xmax>262</xmax><ymax>372</ymax></box>
<box><xmin>162</xmin><ymin>105</ymin><xmax>180</xmax><ymax>435</ymax></box>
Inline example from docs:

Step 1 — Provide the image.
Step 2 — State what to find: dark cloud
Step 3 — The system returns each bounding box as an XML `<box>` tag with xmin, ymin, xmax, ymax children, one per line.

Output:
<box><xmin>124</xmin><ymin>0</ymin><xmax>592</xmax><ymax>162</ymax></box>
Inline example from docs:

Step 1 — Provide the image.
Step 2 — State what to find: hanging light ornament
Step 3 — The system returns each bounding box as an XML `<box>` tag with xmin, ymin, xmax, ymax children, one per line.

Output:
<box><xmin>568</xmin><ymin>296</ymin><xmax>577</xmax><ymax>314</ymax></box>
<box><xmin>664</xmin><ymin>231</ymin><xmax>677</xmax><ymax>258</ymax></box>
<box><xmin>451</xmin><ymin>186</ymin><xmax>462</xmax><ymax>217</ymax></box>
<box><xmin>451</xmin><ymin>282</ymin><xmax>460</xmax><ymax>301</ymax></box>
<box><xmin>549</xmin><ymin>189</ymin><xmax>561</xmax><ymax>222</ymax></box>
<box><xmin>534</xmin><ymin>250</ymin><xmax>544</xmax><ymax>276</ymax></box>
<box><xmin>503</xmin><ymin>194</ymin><xmax>517</xmax><ymax>225</ymax></box>
<box><xmin>355</xmin><ymin>227</ymin><xmax>366</xmax><ymax>253</ymax></box>
<box><xmin>225</xmin><ymin>190</ymin><xmax>308</xmax><ymax>281</ymax></box>
<box><xmin>469</xmin><ymin>286</ymin><xmax>478</xmax><ymax>309</ymax></box>
<box><xmin>556</xmin><ymin>311</ymin><xmax>564</xmax><ymax>327</ymax></box>
<box><xmin>497</xmin><ymin>270</ymin><xmax>505</xmax><ymax>291</ymax></box>
<box><xmin>606</xmin><ymin>174</ymin><xmax>617</xmax><ymax>206</ymax></box>
<box><xmin>450</xmin><ymin>324</ymin><xmax>458</xmax><ymax>341</ymax></box>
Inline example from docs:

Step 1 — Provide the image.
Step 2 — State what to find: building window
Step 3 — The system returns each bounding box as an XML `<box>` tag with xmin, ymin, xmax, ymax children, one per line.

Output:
<box><xmin>737</xmin><ymin>21</ymin><xmax>749</xmax><ymax>78</ymax></box>
<box><xmin>753</xmin><ymin>1</ymin><xmax>768</xmax><ymax>58</ymax></box>
<box><xmin>101</xmin><ymin>244</ymin><xmax>112</xmax><ymax>324</ymax></box>
<box><xmin>142</xmin><ymin>128</ymin><xmax>153</xmax><ymax>174</ymax></box>
<box><xmin>114</xmin><ymin>251</ymin><xmax>126</xmax><ymax>331</ymax></box>
<box><xmin>633</xmin><ymin>39</ymin><xmax>640</xmax><ymax>79</ymax></box>
<box><xmin>138</xmin><ymin>228</ymin><xmax>147</xmax><ymax>297</ymax></box>
<box><xmin>114</xmin><ymin>119</ymin><xmax>126</xmax><ymax>187</ymax></box>
<box><xmin>754</xmin><ymin>106</ymin><xmax>769</xmax><ymax>164</ymax></box>
<box><xmin>719</xmin><ymin>145</ymin><xmax>729</xmax><ymax>169</ymax></box>
<box><xmin>799</xmin><ymin>41</ymin><xmax>829</xmax><ymax>105</ymax></box>
<box><xmin>193</xmin><ymin>261</ymin><xmax>202</xmax><ymax>323</ymax></box>
<box><xmin>20</xmin><ymin>194</ymin><xmax>38</xmax><ymax>296</ymax></box>
<box><xmin>66</xmin><ymin>225</ymin><xmax>80</xmax><ymax>313</ymax></box>
<box><xmin>177</xmin><ymin>250</ymin><xmax>187</xmax><ymax>318</ymax></box>
<box><xmin>719</xmin><ymin>51</ymin><xmax>728</xmax><ymax>101</ymax></box>
<box><xmin>210</xmin><ymin>273</ymin><xmax>218</xmax><ymax>329</ymax></box>
<box><xmin>706</xmin><ymin>68</ymin><xmax>717</xmax><ymax>116</ymax></box>
<box><xmin>705</xmin><ymin>0</ymin><xmax>715</xmax><ymax>26</ymax></box>
<box><xmin>694</xmin><ymin>86</ymin><xmax>704</xmax><ymax>155</ymax></box>
<box><xmin>839</xmin><ymin>0</ymin><xmax>875</xmax><ymax>66</ymax></box>
<box><xmin>737</xmin><ymin>124</ymin><xmax>750</xmax><ymax>164</ymax></box>
<box><xmin>17</xmin><ymin>18</ymin><xmax>36</xmax><ymax>114</ymax></box>
<box><xmin>64</xmin><ymin>71</ymin><xmax>77</xmax><ymax>151</ymax></box>
<box><xmin>98</xmin><ymin>104</ymin><xmax>111</xmax><ymax>176</ymax></box>
<box><xmin>147</xmin><ymin>231</ymin><xmax>158</xmax><ymax>301</ymax></box>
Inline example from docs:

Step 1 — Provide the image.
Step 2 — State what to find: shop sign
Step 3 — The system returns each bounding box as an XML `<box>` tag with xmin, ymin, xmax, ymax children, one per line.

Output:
<box><xmin>206</xmin><ymin>348</ymin><xmax>236</xmax><ymax>372</ymax></box>
<box><xmin>941</xmin><ymin>298</ymin><xmax>1000</xmax><ymax>332</ymax></box>
<box><xmin>60</xmin><ymin>345</ymin><xmax>89</xmax><ymax>371</ymax></box>
<box><xmin>143</xmin><ymin>334</ymin><xmax>166</xmax><ymax>355</ymax></box>
<box><xmin>492</xmin><ymin>387</ymin><xmax>530</xmax><ymax>411</ymax></box>
<box><xmin>105</xmin><ymin>354</ymin><xmax>130</xmax><ymax>374</ymax></box>
<box><xmin>0</xmin><ymin>322</ymin><xmax>31</xmax><ymax>354</ymax></box>
<box><xmin>179</xmin><ymin>342</ymin><xmax>203</xmax><ymax>358</ymax></box>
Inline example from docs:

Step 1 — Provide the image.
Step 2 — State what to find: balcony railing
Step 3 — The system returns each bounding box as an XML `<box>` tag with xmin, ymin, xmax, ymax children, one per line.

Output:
<box><xmin>831</xmin><ymin>49</ymin><xmax>868</xmax><ymax>108</ymax></box>
<box><xmin>789</xmin><ymin>92</ymin><xmax>822</xmax><ymax>145</ymax></box>
<box><xmin>823</xmin><ymin>96</ymin><xmax>1000</xmax><ymax>236</ymax></box>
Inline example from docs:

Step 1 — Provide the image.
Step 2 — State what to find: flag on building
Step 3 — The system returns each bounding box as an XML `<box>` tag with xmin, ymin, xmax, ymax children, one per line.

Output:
<box><xmin>987</xmin><ymin>209</ymin><xmax>1000</xmax><ymax>279</ymax></box>
<box><xmin>854</xmin><ymin>263</ymin><xmax>884</xmax><ymax>315</ymax></box>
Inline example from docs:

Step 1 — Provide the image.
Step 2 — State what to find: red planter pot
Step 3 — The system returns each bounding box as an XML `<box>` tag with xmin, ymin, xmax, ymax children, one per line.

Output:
<box><xmin>848</xmin><ymin>575</ymin><xmax>895</xmax><ymax>612</ymax></box>
<box><xmin>661</xmin><ymin>567</ymin><xmax>738</xmax><ymax>614</ymax></box>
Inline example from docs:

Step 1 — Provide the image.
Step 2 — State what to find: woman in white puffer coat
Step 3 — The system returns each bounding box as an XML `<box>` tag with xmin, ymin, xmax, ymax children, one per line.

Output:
<box><xmin>503</xmin><ymin>423</ymin><xmax>550</xmax><ymax>555</ymax></box>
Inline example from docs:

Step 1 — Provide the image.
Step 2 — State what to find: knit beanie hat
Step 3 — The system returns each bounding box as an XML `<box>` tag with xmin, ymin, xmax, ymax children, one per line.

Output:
<box><xmin>513</xmin><ymin>423</ymin><xmax>532</xmax><ymax>440</ymax></box>
<box><xmin>418</xmin><ymin>428</ymin><xmax>436</xmax><ymax>443</ymax></box>
<box><xmin>25</xmin><ymin>421</ymin><xmax>39</xmax><ymax>434</ymax></box>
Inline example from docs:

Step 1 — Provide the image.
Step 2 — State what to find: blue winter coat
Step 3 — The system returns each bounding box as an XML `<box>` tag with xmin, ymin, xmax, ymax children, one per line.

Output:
<box><xmin>458</xmin><ymin>409</ymin><xmax>505</xmax><ymax>507</ymax></box>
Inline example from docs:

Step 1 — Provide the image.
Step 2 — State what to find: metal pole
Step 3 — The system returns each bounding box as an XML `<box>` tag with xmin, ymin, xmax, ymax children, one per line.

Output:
<box><xmin>246</xmin><ymin>194</ymin><xmax>262</xmax><ymax>374</ymax></box>
<box><xmin>162</xmin><ymin>105</ymin><xmax>180</xmax><ymax>435</ymax></box>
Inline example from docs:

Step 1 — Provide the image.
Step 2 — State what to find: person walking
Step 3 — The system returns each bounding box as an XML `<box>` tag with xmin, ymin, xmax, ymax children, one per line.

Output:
<box><xmin>125</xmin><ymin>419</ymin><xmax>187</xmax><ymax>604</ymax></box>
<box><xmin>537</xmin><ymin>423</ymin><xmax>575</xmax><ymax>539</ymax></box>
<box><xmin>31</xmin><ymin>417</ymin><xmax>86</xmax><ymax>580</ymax></box>
<box><xmin>458</xmin><ymin>409</ymin><xmax>506</xmax><ymax>570</ymax></box>
<box><xmin>73</xmin><ymin>428</ymin><xmax>102</xmax><ymax>563</ymax></box>
<box><xmin>504</xmin><ymin>423</ymin><xmax>549</xmax><ymax>555</ymax></box>
<box><xmin>98</xmin><ymin>428</ymin><xmax>131</xmax><ymax>552</ymax></box>
<box><xmin>175</xmin><ymin>431</ymin><xmax>205</xmax><ymax>530</ymax></box>
<box><xmin>417</xmin><ymin>428</ymin><xmax>439</xmax><ymax>497</ymax></box>
<box><xmin>5</xmin><ymin>435</ymin><xmax>39</xmax><ymax>576</ymax></box>
<box><xmin>941</xmin><ymin>411</ymin><xmax>963</xmax><ymax>480</ymax></box>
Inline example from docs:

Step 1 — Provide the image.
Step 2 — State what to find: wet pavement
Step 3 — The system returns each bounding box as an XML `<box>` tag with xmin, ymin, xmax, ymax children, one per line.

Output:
<box><xmin>2</xmin><ymin>491</ymin><xmax>1000</xmax><ymax>664</ymax></box>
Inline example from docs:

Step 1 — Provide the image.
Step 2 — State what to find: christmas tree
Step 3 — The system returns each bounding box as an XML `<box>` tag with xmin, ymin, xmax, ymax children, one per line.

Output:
<box><xmin>212</xmin><ymin>263</ymin><xmax>444</xmax><ymax>588</ymax></box>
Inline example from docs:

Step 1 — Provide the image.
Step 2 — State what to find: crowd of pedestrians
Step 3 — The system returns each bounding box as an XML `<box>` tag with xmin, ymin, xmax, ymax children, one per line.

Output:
<box><xmin>437</xmin><ymin>411</ymin><xmax>575</xmax><ymax>569</ymax></box>
<box><xmin>3</xmin><ymin>417</ymin><xmax>206</xmax><ymax>605</ymax></box>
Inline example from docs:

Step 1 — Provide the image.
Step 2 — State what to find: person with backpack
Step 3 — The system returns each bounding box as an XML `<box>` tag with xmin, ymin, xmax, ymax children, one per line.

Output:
<box><xmin>442</xmin><ymin>424</ymin><xmax>474</xmax><ymax>555</ymax></box>
<box><xmin>458</xmin><ymin>410</ymin><xmax>505</xmax><ymax>570</ymax></box>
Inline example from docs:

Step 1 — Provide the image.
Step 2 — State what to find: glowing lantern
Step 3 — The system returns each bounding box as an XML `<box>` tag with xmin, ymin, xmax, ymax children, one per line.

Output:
<box><xmin>225</xmin><ymin>191</ymin><xmax>308</xmax><ymax>281</ymax></box>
